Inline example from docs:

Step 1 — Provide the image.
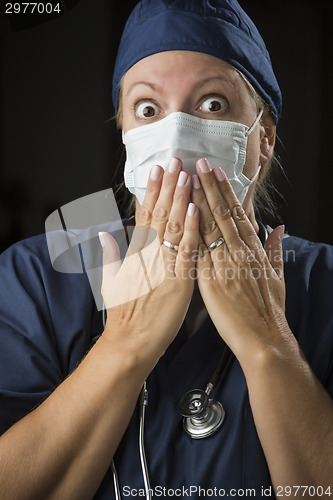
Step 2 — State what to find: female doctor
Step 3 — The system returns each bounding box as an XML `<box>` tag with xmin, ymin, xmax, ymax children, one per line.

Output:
<box><xmin>0</xmin><ymin>0</ymin><xmax>332</xmax><ymax>498</ymax></box>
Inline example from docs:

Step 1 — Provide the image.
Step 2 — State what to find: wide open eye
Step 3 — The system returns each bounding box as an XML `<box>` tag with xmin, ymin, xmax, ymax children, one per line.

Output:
<box><xmin>199</xmin><ymin>96</ymin><xmax>228</xmax><ymax>113</ymax></box>
<box><xmin>135</xmin><ymin>101</ymin><xmax>161</xmax><ymax>119</ymax></box>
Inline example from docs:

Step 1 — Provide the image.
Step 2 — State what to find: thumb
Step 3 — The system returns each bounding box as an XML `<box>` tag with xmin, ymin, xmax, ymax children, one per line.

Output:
<box><xmin>265</xmin><ymin>225</ymin><xmax>285</xmax><ymax>282</ymax></box>
<box><xmin>98</xmin><ymin>231</ymin><xmax>121</xmax><ymax>275</ymax></box>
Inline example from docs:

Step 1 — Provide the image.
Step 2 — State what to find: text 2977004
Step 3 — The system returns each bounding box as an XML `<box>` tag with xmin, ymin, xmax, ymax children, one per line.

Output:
<box><xmin>5</xmin><ymin>3</ymin><xmax>62</xmax><ymax>14</ymax></box>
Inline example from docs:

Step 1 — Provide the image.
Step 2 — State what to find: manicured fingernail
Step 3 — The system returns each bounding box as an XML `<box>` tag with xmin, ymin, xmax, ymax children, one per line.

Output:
<box><xmin>276</xmin><ymin>224</ymin><xmax>285</xmax><ymax>240</ymax></box>
<box><xmin>168</xmin><ymin>157</ymin><xmax>181</xmax><ymax>173</ymax></box>
<box><xmin>187</xmin><ymin>203</ymin><xmax>196</xmax><ymax>216</ymax></box>
<box><xmin>213</xmin><ymin>167</ymin><xmax>226</xmax><ymax>182</ymax></box>
<box><xmin>197</xmin><ymin>158</ymin><xmax>211</xmax><ymax>173</ymax></box>
<box><xmin>177</xmin><ymin>170</ymin><xmax>188</xmax><ymax>187</ymax></box>
<box><xmin>150</xmin><ymin>165</ymin><xmax>162</xmax><ymax>181</ymax></box>
<box><xmin>192</xmin><ymin>174</ymin><xmax>201</xmax><ymax>189</ymax></box>
<box><xmin>98</xmin><ymin>231</ymin><xmax>107</xmax><ymax>248</ymax></box>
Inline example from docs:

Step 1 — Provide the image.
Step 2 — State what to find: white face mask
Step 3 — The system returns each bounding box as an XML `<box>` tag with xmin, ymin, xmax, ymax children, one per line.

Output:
<box><xmin>122</xmin><ymin>110</ymin><xmax>263</xmax><ymax>205</ymax></box>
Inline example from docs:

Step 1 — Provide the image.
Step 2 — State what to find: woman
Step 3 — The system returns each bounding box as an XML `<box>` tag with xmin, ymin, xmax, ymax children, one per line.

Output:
<box><xmin>0</xmin><ymin>0</ymin><xmax>332</xmax><ymax>499</ymax></box>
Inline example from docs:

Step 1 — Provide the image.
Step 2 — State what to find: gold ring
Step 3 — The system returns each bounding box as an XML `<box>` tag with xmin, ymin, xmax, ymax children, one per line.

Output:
<box><xmin>208</xmin><ymin>237</ymin><xmax>224</xmax><ymax>251</ymax></box>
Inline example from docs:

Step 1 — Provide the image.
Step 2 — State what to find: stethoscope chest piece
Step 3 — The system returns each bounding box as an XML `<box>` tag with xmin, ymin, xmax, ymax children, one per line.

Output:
<box><xmin>178</xmin><ymin>389</ymin><xmax>225</xmax><ymax>439</ymax></box>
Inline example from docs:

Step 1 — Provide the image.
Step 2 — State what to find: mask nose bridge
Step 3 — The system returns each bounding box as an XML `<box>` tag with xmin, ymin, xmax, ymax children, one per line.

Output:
<box><xmin>166</xmin><ymin>114</ymin><xmax>188</xmax><ymax>150</ymax></box>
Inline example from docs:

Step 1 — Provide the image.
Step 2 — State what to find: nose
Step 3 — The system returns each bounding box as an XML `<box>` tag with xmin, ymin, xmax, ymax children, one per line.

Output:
<box><xmin>163</xmin><ymin>92</ymin><xmax>193</xmax><ymax>117</ymax></box>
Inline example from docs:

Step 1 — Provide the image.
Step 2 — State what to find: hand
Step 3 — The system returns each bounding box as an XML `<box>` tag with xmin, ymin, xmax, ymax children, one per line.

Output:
<box><xmin>191</xmin><ymin>159</ymin><xmax>289</xmax><ymax>364</ymax></box>
<box><xmin>99</xmin><ymin>158</ymin><xmax>199</xmax><ymax>367</ymax></box>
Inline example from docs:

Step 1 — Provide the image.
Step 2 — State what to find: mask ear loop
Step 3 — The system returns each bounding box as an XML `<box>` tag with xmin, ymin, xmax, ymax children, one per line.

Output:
<box><xmin>246</xmin><ymin>108</ymin><xmax>264</xmax><ymax>136</ymax></box>
<box><xmin>242</xmin><ymin>108</ymin><xmax>264</xmax><ymax>186</ymax></box>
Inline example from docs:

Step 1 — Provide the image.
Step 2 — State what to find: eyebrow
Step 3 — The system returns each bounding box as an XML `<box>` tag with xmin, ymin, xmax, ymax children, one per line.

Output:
<box><xmin>125</xmin><ymin>74</ymin><xmax>236</xmax><ymax>97</ymax></box>
<box><xmin>125</xmin><ymin>81</ymin><xmax>159</xmax><ymax>97</ymax></box>
<box><xmin>196</xmin><ymin>75</ymin><xmax>236</xmax><ymax>90</ymax></box>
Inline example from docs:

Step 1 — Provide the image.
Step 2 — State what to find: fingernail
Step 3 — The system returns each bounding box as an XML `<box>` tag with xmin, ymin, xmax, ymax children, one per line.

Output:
<box><xmin>150</xmin><ymin>165</ymin><xmax>162</xmax><ymax>181</ymax></box>
<box><xmin>277</xmin><ymin>224</ymin><xmax>285</xmax><ymax>240</ymax></box>
<box><xmin>177</xmin><ymin>171</ymin><xmax>188</xmax><ymax>187</ymax></box>
<box><xmin>187</xmin><ymin>203</ymin><xmax>196</xmax><ymax>216</ymax></box>
<box><xmin>168</xmin><ymin>157</ymin><xmax>181</xmax><ymax>173</ymax></box>
<box><xmin>197</xmin><ymin>158</ymin><xmax>211</xmax><ymax>173</ymax></box>
<box><xmin>192</xmin><ymin>174</ymin><xmax>201</xmax><ymax>189</ymax></box>
<box><xmin>98</xmin><ymin>231</ymin><xmax>107</xmax><ymax>248</ymax></box>
<box><xmin>213</xmin><ymin>167</ymin><xmax>226</xmax><ymax>182</ymax></box>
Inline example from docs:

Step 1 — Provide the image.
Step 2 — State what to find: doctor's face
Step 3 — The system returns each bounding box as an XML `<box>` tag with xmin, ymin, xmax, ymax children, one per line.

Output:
<box><xmin>121</xmin><ymin>50</ymin><xmax>266</xmax><ymax>181</ymax></box>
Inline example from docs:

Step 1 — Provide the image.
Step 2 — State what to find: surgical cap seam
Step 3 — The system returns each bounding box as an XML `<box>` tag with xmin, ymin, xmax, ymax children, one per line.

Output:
<box><xmin>138</xmin><ymin>3</ymin><xmax>253</xmax><ymax>37</ymax></box>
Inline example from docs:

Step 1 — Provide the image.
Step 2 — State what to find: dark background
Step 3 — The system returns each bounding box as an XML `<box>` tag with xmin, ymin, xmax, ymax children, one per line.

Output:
<box><xmin>0</xmin><ymin>0</ymin><xmax>333</xmax><ymax>253</ymax></box>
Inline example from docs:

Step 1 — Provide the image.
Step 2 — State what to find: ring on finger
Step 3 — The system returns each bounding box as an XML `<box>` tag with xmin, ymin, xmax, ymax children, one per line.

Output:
<box><xmin>208</xmin><ymin>236</ymin><xmax>225</xmax><ymax>251</ymax></box>
<box><xmin>163</xmin><ymin>240</ymin><xmax>179</xmax><ymax>251</ymax></box>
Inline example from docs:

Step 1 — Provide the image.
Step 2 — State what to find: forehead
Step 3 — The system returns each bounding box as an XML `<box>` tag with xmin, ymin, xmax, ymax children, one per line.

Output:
<box><xmin>122</xmin><ymin>50</ymin><xmax>247</xmax><ymax>95</ymax></box>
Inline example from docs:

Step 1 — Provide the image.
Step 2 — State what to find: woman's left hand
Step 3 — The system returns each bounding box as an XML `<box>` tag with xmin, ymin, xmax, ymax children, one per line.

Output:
<box><xmin>191</xmin><ymin>158</ymin><xmax>291</xmax><ymax>365</ymax></box>
<box><xmin>192</xmin><ymin>159</ymin><xmax>333</xmax><ymax>491</ymax></box>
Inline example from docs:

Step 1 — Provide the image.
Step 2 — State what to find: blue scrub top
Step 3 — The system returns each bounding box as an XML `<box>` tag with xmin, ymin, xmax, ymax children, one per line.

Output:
<box><xmin>0</xmin><ymin>233</ymin><xmax>332</xmax><ymax>498</ymax></box>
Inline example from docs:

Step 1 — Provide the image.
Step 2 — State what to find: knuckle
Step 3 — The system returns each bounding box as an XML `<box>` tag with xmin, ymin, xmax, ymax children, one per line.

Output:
<box><xmin>232</xmin><ymin>204</ymin><xmax>246</xmax><ymax>221</ymax></box>
<box><xmin>166</xmin><ymin>219</ymin><xmax>181</xmax><ymax>234</ymax></box>
<box><xmin>199</xmin><ymin>241</ymin><xmax>209</xmax><ymax>259</ymax></box>
<box><xmin>136</xmin><ymin>205</ymin><xmax>152</xmax><ymax>224</ymax></box>
<box><xmin>192</xmin><ymin>190</ymin><xmax>207</xmax><ymax>205</ymax></box>
<box><xmin>152</xmin><ymin>205</ymin><xmax>168</xmax><ymax>222</ymax></box>
<box><xmin>212</xmin><ymin>204</ymin><xmax>231</xmax><ymax>221</ymax></box>
<box><xmin>205</xmin><ymin>175</ymin><xmax>218</xmax><ymax>188</ymax></box>
<box><xmin>179</xmin><ymin>242</ymin><xmax>196</xmax><ymax>258</ymax></box>
<box><xmin>149</xmin><ymin>183</ymin><xmax>162</xmax><ymax>194</ymax></box>
<box><xmin>174</xmin><ymin>191</ymin><xmax>188</xmax><ymax>204</ymax></box>
<box><xmin>201</xmin><ymin>218</ymin><xmax>217</xmax><ymax>235</ymax></box>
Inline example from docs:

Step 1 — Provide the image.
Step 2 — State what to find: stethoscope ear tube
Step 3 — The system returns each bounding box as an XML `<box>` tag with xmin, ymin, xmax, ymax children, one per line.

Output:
<box><xmin>208</xmin><ymin>344</ymin><xmax>232</xmax><ymax>389</ymax></box>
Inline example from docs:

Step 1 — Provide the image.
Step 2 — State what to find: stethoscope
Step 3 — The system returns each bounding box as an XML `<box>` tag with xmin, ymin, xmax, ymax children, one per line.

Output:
<box><xmin>88</xmin><ymin>311</ymin><xmax>233</xmax><ymax>500</ymax></box>
<box><xmin>177</xmin><ymin>342</ymin><xmax>232</xmax><ymax>439</ymax></box>
<box><xmin>91</xmin><ymin>221</ymin><xmax>269</xmax><ymax>500</ymax></box>
<box><xmin>177</xmin><ymin>220</ymin><xmax>268</xmax><ymax>439</ymax></box>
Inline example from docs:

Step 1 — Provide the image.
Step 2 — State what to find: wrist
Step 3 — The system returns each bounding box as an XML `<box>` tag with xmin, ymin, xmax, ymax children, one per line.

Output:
<box><xmin>238</xmin><ymin>323</ymin><xmax>302</xmax><ymax>383</ymax></box>
<box><xmin>94</xmin><ymin>328</ymin><xmax>160</xmax><ymax>381</ymax></box>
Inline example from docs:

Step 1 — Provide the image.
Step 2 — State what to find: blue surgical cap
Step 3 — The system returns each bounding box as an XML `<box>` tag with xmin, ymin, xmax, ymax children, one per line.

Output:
<box><xmin>112</xmin><ymin>0</ymin><xmax>282</xmax><ymax>122</ymax></box>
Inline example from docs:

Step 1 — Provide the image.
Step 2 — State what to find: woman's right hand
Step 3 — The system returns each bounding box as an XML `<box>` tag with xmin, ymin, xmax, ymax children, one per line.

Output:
<box><xmin>0</xmin><ymin>161</ymin><xmax>198</xmax><ymax>500</ymax></box>
<box><xmin>99</xmin><ymin>158</ymin><xmax>199</xmax><ymax>370</ymax></box>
